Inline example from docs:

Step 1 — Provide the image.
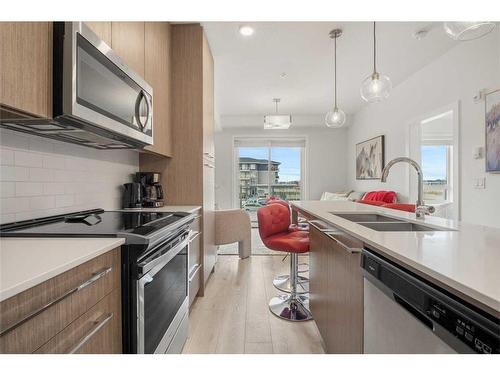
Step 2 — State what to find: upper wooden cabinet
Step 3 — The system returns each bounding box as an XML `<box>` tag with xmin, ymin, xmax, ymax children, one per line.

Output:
<box><xmin>0</xmin><ymin>22</ymin><xmax>52</xmax><ymax>118</ymax></box>
<box><xmin>85</xmin><ymin>22</ymin><xmax>112</xmax><ymax>46</ymax></box>
<box><xmin>140</xmin><ymin>24</ymin><xmax>216</xmax><ymax>293</ymax></box>
<box><xmin>202</xmin><ymin>33</ymin><xmax>215</xmax><ymax>158</ymax></box>
<box><xmin>1</xmin><ymin>21</ymin><xmax>172</xmax><ymax>157</ymax></box>
<box><xmin>111</xmin><ymin>22</ymin><xmax>145</xmax><ymax>77</ymax></box>
<box><xmin>144</xmin><ymin>22</ymin><xmax>172</xmax><ymax>157</ymax></box>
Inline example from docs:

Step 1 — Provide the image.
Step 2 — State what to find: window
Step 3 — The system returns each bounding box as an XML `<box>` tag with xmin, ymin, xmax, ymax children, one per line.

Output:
<box><xmin>409</xmin><ymin>105</ymin><xmax>459</xmax><ymax>220</ymax></box>
<box><xmin>421</xmin><ymin>145</ymin><xmax>452</xmax><ymax>203</ymax></box>
<box><xmin>233</xmin><ymin>138</ymin><xmax>306</xmax><ymax>223</ymax></box>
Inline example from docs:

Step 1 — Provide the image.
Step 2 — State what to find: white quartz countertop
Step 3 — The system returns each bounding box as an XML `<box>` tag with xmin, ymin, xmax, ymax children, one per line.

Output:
<box><xmin>0</xmin><ymin>237</ymin><xmax>125</xmax><ymax>302</ymax></box>
<box><xmin>291</xmin><ymin>200</ymin><xmax>500</xmax><ymax>316</ymax></box>
<box><xmin>118</xmin><ymin>206</ymin><xmax>202</xmax><ymax>214</ymax></box>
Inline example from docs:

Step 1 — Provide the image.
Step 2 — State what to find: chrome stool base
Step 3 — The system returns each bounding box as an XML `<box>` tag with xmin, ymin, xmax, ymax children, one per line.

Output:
<box><xmin>269</xmin><ymin>293</ymin><xmax>313</xmax><ymax>322</ymax></box>
<box><xmin>297</xmin><ymin>263</ymin><xmax>309</xmax><ymax>273</ymax></box>
<box><xmin>273</xmin><ymin>274</ymin><xmax>309</xmax><ymax>294</ymax></box>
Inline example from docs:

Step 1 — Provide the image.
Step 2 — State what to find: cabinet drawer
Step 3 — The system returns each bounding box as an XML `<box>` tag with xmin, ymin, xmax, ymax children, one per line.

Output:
<box><xmin>0</xmin><ymin>247</ymin><xmax>120</xmax><ymax>353</ymax></box>
<box><xmin>189</xmin><ymin>230</ymin><xmax>202</xmax><ymax>271</ymax></box>
<box><xmin>35</xmin><ymin>289</ymin><xmax>121</xmax><ymax>354</ymax></box>
<box><xmin>190</xmin><ymin>214</ymin><xmax>201</xmax><ymax>234</ymax></box>
<box><xmin>188</xmin><ymin>265</ymin><xmax>202</xmax><ymax>307</ymax></box>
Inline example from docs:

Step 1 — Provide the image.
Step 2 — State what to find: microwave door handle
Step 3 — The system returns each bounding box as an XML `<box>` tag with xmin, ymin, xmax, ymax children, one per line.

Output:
<box><xmin>135</xmin><ymin>90</ymin><xmax>150</xmax><ymax>131</ymax></box>
<box><xmin>144</xmin><ymin>92</ymin><xmax>152</xmax><ymax>129</ymax></box>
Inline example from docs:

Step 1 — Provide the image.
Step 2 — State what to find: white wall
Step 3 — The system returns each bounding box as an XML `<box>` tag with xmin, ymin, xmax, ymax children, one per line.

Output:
<box><xmin>215</xmin><ymin>126</ymin><xmax>348</xmax><ymax>209</ymax></box>
<box><xmin>347</xmin><ymin>29</ymin><xmax>500</xmax><ymax>227</ymax></box>
<box><xmin>0</xmin><ymin>129</ymin><xmax>139</xmax><ymax>224</ymax></box>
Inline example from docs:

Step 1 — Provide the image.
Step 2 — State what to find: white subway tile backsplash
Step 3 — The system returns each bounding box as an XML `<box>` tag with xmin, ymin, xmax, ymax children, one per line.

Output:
<box><xmin>1</xmin><ymin>149</ymin><xmax>14</xmax><ymax>165</ymax></box>
<box><xmin>65</xmin><ymin>157</ymin><xmax>88</xmax><ymax>171</ymax></box>
<box><xmin>14</xmin><ymin>150</ymin><xmax>43</xmax><ymax>168</ymax></box>
<box><xmin>15</xmin><ymin>182</ymin><xmax>44</xmax><ymax>197</ymax></box>
<box><xmin>43</xmin><ymin>182</ymin><xmax>66</xmax><ymax>195</ymax></box>
<box><xmin>56</xmin><ymin>194</ymin><xmax>74</xmax><ymax>208</ymax></box>
<box><xmin>1</xmin><ymin>130</ymin><xmax>138</xmax><ymax>223</ymax></box>
<box><xmin>1</xmin><ymin>182</ymin><xmax>15</xmax><ymax>198</ymax></box>
<box><xmin>65</xmin><ymin>182</ymin><xmax>82</xmax><ymax>194</ymax></box>
<box><xmin>1</xmin><ymin>214</ymin><xmax>16</xmax><ymax>224</ymax></box>
<box><xmin>0</xmin><ymin>129</ymin><xmax>29</xmax><ymax>149</ymax></box>
<box><xmin>42</xmin><ymin>155</ymin><xmax>66</xmax><ymax>169</ymax></box>
<box><xmin>1</xmin><ymin>197</ymin><xmax>30</xmax><ymax>214</ymax></box>
<box><xmin>1</xmin><ymin>166</ymin><xmax>30</xmax><ymax>181</ymax></box>
<box><xmin>29</xmin><ymin>137</ymin><xmax>55</xmax><ymax>154</ymax></box>
<box><xmin>29</xmin><ymin>168</ymin><xmax>55</xmax><ymax>182</ymax></box>
<box><xmin>29</xmin><ymin>196</ymin><xmax>55</xmax><ymax>210</ymax></box>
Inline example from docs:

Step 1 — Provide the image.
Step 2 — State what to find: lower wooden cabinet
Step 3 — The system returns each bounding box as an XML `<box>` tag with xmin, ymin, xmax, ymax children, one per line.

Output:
<box><xmin>35</xmin><ymin>289</ymin><xmax>121</xmax><ymax>354</ymax></box>
<box><xmin>309</xmin><ymin>224</ymin><xmax>364</xmax><ymax>353</ymax></box>
<box><xmin>0</xmin><ymin>247</ymin><xmax>121</xmax><ymax>354</ymax></box>
<box><xmin>188</xmin><ymin>213</ymin><xmax>202</xmax><ymax>307</ymax></box>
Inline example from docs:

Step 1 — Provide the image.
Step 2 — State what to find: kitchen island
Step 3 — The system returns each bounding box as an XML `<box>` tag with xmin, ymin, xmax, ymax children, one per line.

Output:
<box><xmin>291</xmin><ymin>200</ymin><xmax>500</xmax><ymax>353</ymax></box>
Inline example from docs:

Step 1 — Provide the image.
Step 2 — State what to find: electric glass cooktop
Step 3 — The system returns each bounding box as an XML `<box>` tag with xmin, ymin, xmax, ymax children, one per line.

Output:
<box><xmin>0</xmin><ymin>209</ymin><xmax>191</xmax><ymax>238</ymax></box>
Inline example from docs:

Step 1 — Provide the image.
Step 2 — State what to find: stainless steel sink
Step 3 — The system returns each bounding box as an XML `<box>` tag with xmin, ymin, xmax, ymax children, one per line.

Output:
<box><xmin>358</xmin><ymin>222</ymin><xmax>451</xmax><ymax>232</ymax></box>
<box><xmin>332</xmin><ymin>212</ymin><xmax>455</xmax><ymax>232</ymax></box>
<box><xmin>333</xmin><ymin>213</ymin><xmax>404</xmax><ymax>223</ymax></box>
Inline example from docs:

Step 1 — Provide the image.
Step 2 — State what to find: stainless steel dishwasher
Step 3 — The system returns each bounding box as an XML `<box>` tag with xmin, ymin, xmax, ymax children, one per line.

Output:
<box><xmin>361</xmin><ymin>248</ymin><xmax>499</xmax><ymax>354</ymax></box>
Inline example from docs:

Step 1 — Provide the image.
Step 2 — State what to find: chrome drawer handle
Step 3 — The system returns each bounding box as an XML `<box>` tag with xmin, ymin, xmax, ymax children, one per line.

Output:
<box><xmin>68</xmin><ymin>312</ymin><xmax>113</xmax><ymax>354</ymax></box>
<box><xmin>188</xmin><ymin>264</ymin><xmax>202</xmax><ymax>282</ymax></box>
<box><xmin>189</xmin><ymin>230</ymin><xmax>201</xmax><ymax>242</ymax></box>
<box><xmin>326</xmin><ymin>232</ymin><xmax>362</xmax><ymax>254</ymax></box>
<box><xmin>0</xmin><ymin>267</ymin><xmax>112</xmax><ymax>337</ymax></box>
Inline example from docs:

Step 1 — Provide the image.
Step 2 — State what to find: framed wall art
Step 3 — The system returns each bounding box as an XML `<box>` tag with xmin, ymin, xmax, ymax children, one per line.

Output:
<box><xmin>356</xmin><ymin>135</ymin><xmax>385</xmax><ymax>180</ymax></box>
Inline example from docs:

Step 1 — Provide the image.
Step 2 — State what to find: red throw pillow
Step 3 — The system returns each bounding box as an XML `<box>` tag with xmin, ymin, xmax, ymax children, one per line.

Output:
<box><xmin>362</xmin><ymin>191</ymin><xmax>397</xmax><ymax>204</ymax></box>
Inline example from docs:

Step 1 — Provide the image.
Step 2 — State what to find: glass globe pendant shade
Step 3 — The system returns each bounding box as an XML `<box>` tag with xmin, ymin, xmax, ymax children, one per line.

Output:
<box><xmin>444</xmin><ymin>22</ymin><xmax>496</xmax><ymax>41</ymax></box>
<box><xmin>325</xmin><ymin>107</ymin><xmax>346</xmax><ymax>128</ymax></box>
<box><xmin>360</xmin><ymin>72</ymin><xmax>392</xmax><ymax>103</ymax></box>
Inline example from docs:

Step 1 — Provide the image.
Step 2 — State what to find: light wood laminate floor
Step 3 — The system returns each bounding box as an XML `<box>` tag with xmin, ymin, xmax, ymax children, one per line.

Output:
<box><xmin>182</xmin><ymin>255</ymin><xmax>325</xmax><ymax>354</ymax></box>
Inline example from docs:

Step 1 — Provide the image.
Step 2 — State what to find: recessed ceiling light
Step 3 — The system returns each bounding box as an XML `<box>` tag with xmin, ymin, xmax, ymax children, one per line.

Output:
<box><xmin>280</xmin><ymin>72</ymin><xmax>287</xmax><ymax>79</ymax></box>
<box><xmin>239</xmin><ymin>25</ymin><xmax>254</xmax><ymax>37</ymax></box>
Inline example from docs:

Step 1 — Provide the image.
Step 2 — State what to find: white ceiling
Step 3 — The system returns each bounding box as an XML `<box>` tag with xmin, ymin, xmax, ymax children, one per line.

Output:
<box><xmin>202</xmin><ymin>22</ymin><xmax>459</xmax><ymax>128</ymax></box>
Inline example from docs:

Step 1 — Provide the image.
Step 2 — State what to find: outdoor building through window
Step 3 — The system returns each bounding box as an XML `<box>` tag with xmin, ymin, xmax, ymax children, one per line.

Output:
<box><xmin>420</xmin><ymin>111</ymin><xmax>454</xmax><ymax>205</ymax></box>
<box><xmin>234</xmin><ymin>138</ymin><xmax>305</xmax><ymax>223</ymax></box>
<box><xmin>421</xmin><ymin>144</ymin><xmax>451</xmax><ymax>203</ymax></box>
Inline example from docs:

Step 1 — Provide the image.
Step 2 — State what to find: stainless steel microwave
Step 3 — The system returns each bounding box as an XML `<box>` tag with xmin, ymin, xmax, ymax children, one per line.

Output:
<box><xmin>1</xmin><ymin>22</ymin><xmax>153</xmax><ymax>149</ymax></box>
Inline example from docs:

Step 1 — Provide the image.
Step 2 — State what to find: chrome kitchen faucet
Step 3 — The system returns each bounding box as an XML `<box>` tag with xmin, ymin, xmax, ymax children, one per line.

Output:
<box><xmin>381</xmin><ymin>157</ymin><xmax>435</xmax><ymax>219</ymax></box>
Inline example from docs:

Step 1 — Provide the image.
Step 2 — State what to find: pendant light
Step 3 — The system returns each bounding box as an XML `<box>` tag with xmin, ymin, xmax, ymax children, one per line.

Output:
<box><xmin>443</xmin><ymin>22</ymin><xmax>496</xmax><ymax>41</ymax></box>
<box><xmin>325</xmin><ymin>29</ymin><xmax>346</xmax><ymax>128</ymax></box>
<box><xmin>360</xmin><ymin>22</ymin><xmax>392</xmax><ymax>103</ymax></box>
<box><xmin>264</xmin><ymin>98</ymin><xmax>292</xmax><ymax>129</ymax></box>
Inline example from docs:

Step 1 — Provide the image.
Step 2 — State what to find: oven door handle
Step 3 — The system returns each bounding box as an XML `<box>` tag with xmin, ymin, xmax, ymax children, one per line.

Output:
<box><xmin>138</xmin><ymin>237</ymin><xmax>189</xmax><ymax>277</ymax></box>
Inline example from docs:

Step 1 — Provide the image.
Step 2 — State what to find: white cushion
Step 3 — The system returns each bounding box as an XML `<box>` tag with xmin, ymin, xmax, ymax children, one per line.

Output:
<box><xmin>320</xmin><ymin>191</ymin><xmax>350</xmax><ymax>201</ymax></box>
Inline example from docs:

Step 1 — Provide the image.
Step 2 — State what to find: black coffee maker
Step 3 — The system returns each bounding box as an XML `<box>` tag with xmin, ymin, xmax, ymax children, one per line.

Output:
<box><xmin>122</xmin><ymin>182</ymin><xmax>142</xmax><ymax>209</ymax></box>
<box><xmin>135</xmin><ymin>172</ymin><xmax>165</xmax><ymax>208</ymax></box>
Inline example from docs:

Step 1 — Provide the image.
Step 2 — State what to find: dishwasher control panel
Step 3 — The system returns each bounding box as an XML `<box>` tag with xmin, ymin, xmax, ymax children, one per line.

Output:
<box><xmin>362</xmin><ymin>248</ymin><xmax>499</xmax><ymax>354</ymax></box>
<box><xmin>426</xmin><ymin>300</ymin><xmax>498</xmax><ymax>354</ymax></box>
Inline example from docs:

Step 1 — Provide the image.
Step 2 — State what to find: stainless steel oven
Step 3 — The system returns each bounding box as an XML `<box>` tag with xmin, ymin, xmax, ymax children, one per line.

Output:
<box><xmin>136</xmin><ymin>230</ymin><xmax>189</xmax><ymax>354</ymax></box>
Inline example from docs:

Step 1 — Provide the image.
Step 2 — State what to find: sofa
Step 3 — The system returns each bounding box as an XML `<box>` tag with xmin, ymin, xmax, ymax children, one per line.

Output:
<box><xmin>320</xmin><ymin>190</ymin><xmax>416</xmax><ymax>213</ymax></box>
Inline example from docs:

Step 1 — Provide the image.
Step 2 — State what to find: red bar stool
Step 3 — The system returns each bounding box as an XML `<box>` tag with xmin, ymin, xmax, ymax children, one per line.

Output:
<box><xmin>266</xmin><ymin>199</ymin><xmax>309</xmax><ymax>294</ymax></box>
<box><xmin>257</xmin><ymin>204</ymin><xmax>313</xmax><ymax>322</ymax></box>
